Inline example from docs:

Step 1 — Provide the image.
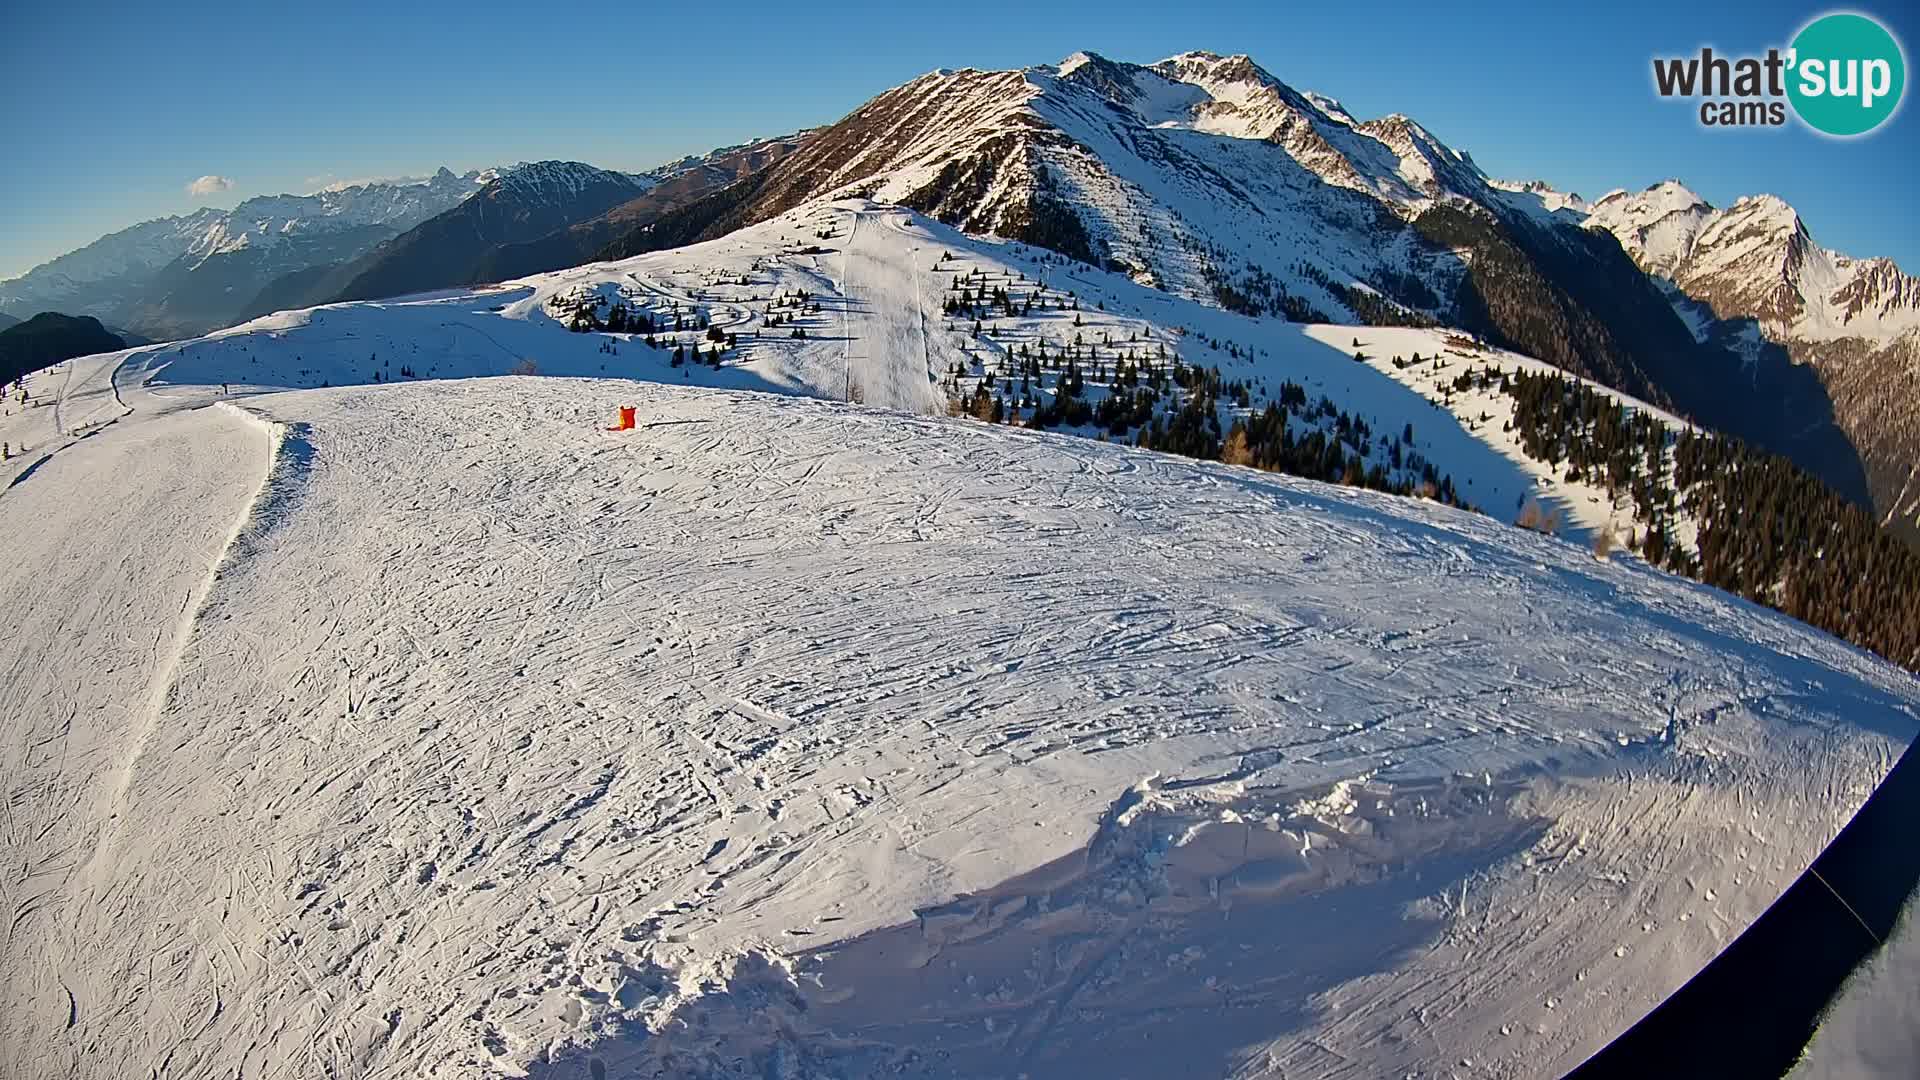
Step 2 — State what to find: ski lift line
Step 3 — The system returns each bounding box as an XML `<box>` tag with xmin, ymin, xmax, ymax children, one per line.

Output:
<box><xmin>1809</xmin><ymin>866</ymin><xmax>1883</xmax><ymax>947</ymax></box>
<box><xmin>440</xmin><ymin>321</ymin><xmax>519</xmax><ymax>365</ymax></box>
<box><xmin>840</xmin><ymin>212</ymin><xmax>856</xmax><ymax>403</ymax></box>
<box><xmin>908</xmin><ymin>220</ymin><xmax>932</xmax><ymax>386</ymax></box>
<box><xmin>1566</xmin><ymin>736</ymin><xmax>1920</xmax><ymax>1078</ymax></box>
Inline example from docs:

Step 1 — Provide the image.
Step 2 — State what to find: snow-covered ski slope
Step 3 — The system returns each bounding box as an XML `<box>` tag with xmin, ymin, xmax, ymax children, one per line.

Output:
<box><xmin>837</xmin><ymin>210</ymin><xmax>947</xmax><ymax>413</ymax></box>
<box><xmin>1</xmin><ymin>200</ymin><xmax>1916</xmax><ymax>1080</ymax></box>
<box><xmin>93</xmin><ymin>199</ymin><xmax>1687</xmax><ymax>548</ymax></box>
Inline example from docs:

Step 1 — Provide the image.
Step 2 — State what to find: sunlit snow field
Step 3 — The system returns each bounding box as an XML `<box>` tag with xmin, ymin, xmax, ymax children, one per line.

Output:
<box><xmin>0</xmin><ymin>202</ymin><xmax>1914</xmax><ymax>1080</ymax></box>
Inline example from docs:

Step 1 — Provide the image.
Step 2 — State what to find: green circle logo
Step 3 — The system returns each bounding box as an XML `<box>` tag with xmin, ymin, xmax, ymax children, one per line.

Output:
<box><xmin>1788</xmin><ymin>12</ymin><xmax>1906</xmax><ymax>136</ymax></box>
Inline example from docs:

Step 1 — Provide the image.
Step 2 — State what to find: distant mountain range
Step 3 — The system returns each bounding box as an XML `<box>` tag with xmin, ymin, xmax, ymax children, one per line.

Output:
<box><xmin>7</xmin><ymin>51</ymin><xmax>1914</xmax><ymax>542</ymax></box>
<box><xmin>236</xmin><ymin>161</ymin><xmax>652</xmax><ymax>317</ymax></box>
<box><xmin>0</xmin><ymin>141</ymin><xmax>804</xmax><ymax>346</ymax></box>
<box><xmin>466</xmin><ymin>136</ymin><xmax>804</xmax><ymax>286</ymax></box>
<box><xmin>0</xmin><ymin>169</ymin><xmax>490</xmax><ymax>341</ymax></box>
<box><xmin>241</xmin><ymin>136</ymin><xmax>805</xmax><ymax>321</ymax></box>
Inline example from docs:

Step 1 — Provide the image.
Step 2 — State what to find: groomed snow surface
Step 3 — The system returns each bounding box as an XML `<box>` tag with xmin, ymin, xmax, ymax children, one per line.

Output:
<box><xmin>2</xmin><ymin>202</ymin><xmax>1917</xmax><ymax>1080</ymax></box>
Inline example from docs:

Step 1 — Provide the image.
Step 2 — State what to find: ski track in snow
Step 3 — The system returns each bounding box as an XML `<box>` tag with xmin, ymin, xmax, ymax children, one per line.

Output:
<box><xmin>837</xmin><ymin>211</ymin><xmax>945</xmax><ymax>414</ymax></box>
<box><xmin>0</xmin><ymin>384</ymin><xmax>270</xmax><ymax>1079</ymax></box>
<box><xmin>0</xmin><ymin>202</ymin><xmax>1916</xmax><ymax>1080</ymax></box>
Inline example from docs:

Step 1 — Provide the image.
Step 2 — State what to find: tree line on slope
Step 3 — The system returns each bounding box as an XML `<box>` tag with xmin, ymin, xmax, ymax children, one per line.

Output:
<box><xmin>1411</xmin><ymin>203</ymin><xmax>1875</xmax><ymax>518</ymax></box>
<box><xmin>1500</xmin><ymin>368</ymin><xmax>1920</xmax><ymax>671</ymax></box>
<box><xmin>947</xmin><ymin>275</ymin><xmax>1916</xmax><ymax>671</ymax></box>
<box><xmin>544</xmin><ymin>286</ymin><xmax>746</xmax><ymax>369</ymax></box>
<box><xmin>955</xmin><ymin>345</ymin><xmax>1466</xmax><ymax>510</ymax></box>
<box><xmin>937</xmin><ymin>262</ymin><xmax>1469</xmax><ymax>511</ymax></box>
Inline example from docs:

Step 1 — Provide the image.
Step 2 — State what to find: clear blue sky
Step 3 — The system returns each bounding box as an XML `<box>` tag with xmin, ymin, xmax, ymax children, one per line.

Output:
<box><xmin>2</xmin><ymin>0</ymin><xmax>1915</xmax><ymax>279</ymax></box>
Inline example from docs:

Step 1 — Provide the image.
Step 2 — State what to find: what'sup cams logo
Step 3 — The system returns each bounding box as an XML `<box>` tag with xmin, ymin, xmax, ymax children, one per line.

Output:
<box><xmin>1653</xmin><ymin>11</ymin><xmax>1906</xmax><ymax>135</ymax></box>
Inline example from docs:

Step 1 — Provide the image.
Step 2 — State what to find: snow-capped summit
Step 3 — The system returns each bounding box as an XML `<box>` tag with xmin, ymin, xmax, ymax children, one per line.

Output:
<box><xmin>1489</xmin><ymin>178</ymin><xmax>1590</xmax><ymax>218</ymax></box>
<box><xmin>1302</xmin><ymin>89</ymin><xmax>1359</xmax><ymax>127</ymax></box>
<box><xmin>481</xmin><ymin>160</ymin><xmax>652</xmax><ymax>204</ymax></box>
<box><xmin>300</xmin><ymin>161</ymin><xmax>658</xmax><ymax>309</ymax></box>
<box><xmin>1055</xmin><ymin>50</ymin><xmax>1099</xmax><ymax>77</ymax></box>
<box><xmin>603</xmin><ymin>47</ymin><xmax>1511</xmax><ymax>320</ymax></box>
<box><xmin>1586</xmin><ymin>180</ymin><xmax>1920</xmax><ymax>537</ymax></box>
<box><xmin>0</xmin><ymin>208</ymin><xmax>226</xmax><ymax>292</ymax></box>
<box><xmin>1351</xmin><ymin>112</ymin><xmax>1486</xmax><ymax>197</ymax></box>
<box><xmin>312</xmin><ymin>165</ymin><xmax>468</xmax><ymax>194</ymax></box>
<box><xmin>1587</xmin><ymin>181</ymin><xmax>1718</xmax><ymax>277</ymax></box>
<box><xmin>187</xmin><ymin>167</ymin><xmax>490</xmax><ymax>262</ymax></box>
<box><xmin>0</xmin><ymin>169</ymin><xmax>491</xmax><ymax>333</ymax></box>
<box><xmin>1151</xmin><ymin>49</ymin><xmax>1279</xmax><ymax>98</ymax></box>
<box><xmin>1586</xmin><ymin>181</ymin><xmax>1918</xmax><ymax>343</ymax></box>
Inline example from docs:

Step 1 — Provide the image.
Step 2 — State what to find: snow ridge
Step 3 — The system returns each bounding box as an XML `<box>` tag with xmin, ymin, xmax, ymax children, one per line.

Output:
<box><xmin>764</xmin><ymin>49</ymin><xmax>1530</xmax><ymax>327</ymax></box>
<box><xmin>79</xmin><ymin>400</ymin><xmax>279</xmax><ymax>882</ymax></box>
<box><xmin>0</xmin><ymin>170</ymin><xmax>492</xmax><ymax>317</ymax></box>
<box><xmin>1585</xmin><ymin>182</ymin><xmax>1920</xmax><ymax>347</ymax></box>
<box><xmin>478</xmin><ymin>161</ymin><xmax>653</xmax><ymax>205</ymax></box>
<box><xmin>188</xmin><ymin>168</ymin><xmax>491</xmax><ymax>262</ymax></box>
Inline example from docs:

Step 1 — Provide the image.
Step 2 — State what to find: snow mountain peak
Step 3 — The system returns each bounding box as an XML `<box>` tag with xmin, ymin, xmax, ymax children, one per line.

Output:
<box><xmin>487</xmin><ymin>160</ymin><xmax>650</xmax><ymax>199</ymax></box>
<box><xmin>1583</xmin><ymin>180</ymin><xmax>1911</xmax><ymax>338</ymax></box>
<box><xmin>189</xmin><ymin>169</ymin><xmax>494</xmax><ymax>262</ymax></box>
<box><xmin>607</xmin><ymin>48</ymin><xmax>1551</xmax><ymax>321</ymax></box>
<box><xmin>1582</xmin><ymin>178</ymin><xmax>1920</xmax><ymax>534</ymax></box>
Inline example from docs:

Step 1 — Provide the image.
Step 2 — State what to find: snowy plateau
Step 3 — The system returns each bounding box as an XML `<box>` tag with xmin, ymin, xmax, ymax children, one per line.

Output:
<box><xmin>1</xmin><ymin>195</ymin><xmax>1917</xmax><ymax>1080</ymax></box>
